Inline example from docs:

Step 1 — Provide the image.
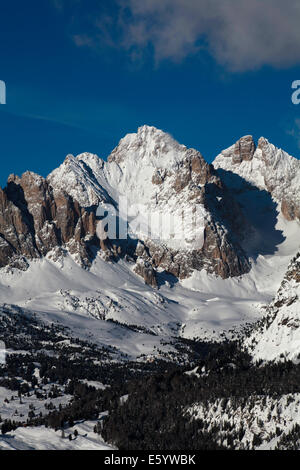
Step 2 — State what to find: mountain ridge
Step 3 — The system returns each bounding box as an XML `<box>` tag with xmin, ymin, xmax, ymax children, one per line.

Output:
<box><xmin>0</xmin><ymin>125</ymin><xmax>299</xmax><ymax>361</ymax></box>
<box><xmin>1</xmin><ymin>125</ymin><xmax>299</xmax><ymax>287</ymax></box>
<box><xmin>48</xmin><ymin>125</ymin><xmax>253</xmax><ymax>280</ymax></box>
<box><xmin>214</xmin><ymin>134</ymin><xmax>300</xmax><ymax>222</ymax></box>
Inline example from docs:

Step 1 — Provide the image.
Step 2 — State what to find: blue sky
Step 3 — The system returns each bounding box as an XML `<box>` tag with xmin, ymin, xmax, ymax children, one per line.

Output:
<box><xmin>1</xmin><ymin>0</ymin><xmax>300</xmax><ymax>186</ymax></box>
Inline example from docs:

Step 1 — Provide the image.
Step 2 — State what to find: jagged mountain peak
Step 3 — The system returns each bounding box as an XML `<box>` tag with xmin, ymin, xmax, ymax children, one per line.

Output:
<box><xmin>48</xmin><ymin>151</ymin><xmax>108</xmax><ymax>208</ymax></box>
<box><xmin>59</xmin><ymin>152</ymin><xmax>105</xmax><ymax>172</ymax></box>
<box><xmin>218</xmin><ymin>135</ymin><xmax>256</xmax><ymax>164</ymax></box>
<box><xmin>46</xmin><ymin>126</ymin><xmax>251</xmax><ymax>280</ymax></box>
<box><xmin>214</xmin><ymin>135</ymin><xmax>300</xmax><ymax>221</ymax></box>
<box><xmin>2</xmin><ymin>126</ymin><xmax>299</xmax><ymax>284</ymax></box>
<box><xmin>256</xmin><ymin>136</ymin><xmax>300</xmax><ymax>170</ymax></box>
<box><xmin>75</xmin><ymin>152</ymin><xmax>105</xmax><ymax>168</ymax></box>
<box><xmin>108</xmin><ymin>124</ymin><xmax>188</xmax><ymax>168</ymax></box>
<box><xmin>123</xmin><ymin>124</ymin><xmax>179</xmax><ymax>147</ymax></box>
<box><xmin>216</xmin><ymin>134</ymin><xmax>300</xmax><ymax>173</ymax></box>
<box><xmin>0</xmin><ymin>166</ymin><xmax>98</xmax><ymax>271</ymax></box>
<box><xmin>7</xmin><ymin>170</ymin><xmax>46</xmax><ymax>187</ymax></box>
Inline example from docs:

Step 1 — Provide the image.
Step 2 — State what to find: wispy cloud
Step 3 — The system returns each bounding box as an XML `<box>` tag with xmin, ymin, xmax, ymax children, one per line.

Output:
<box><xmin>51</xmin><ymin>0</ymin><xmax>300</xmax><ymax>72</ymax></box>
<box><xmin>72</xmin><ymin>34</ymin><xmax>94</xmax><ymax>48</ymax></box>
<box><xmin>121</xmin><ymin>0</ymin><xmax>300</xmax><ymax>71</ymax></box>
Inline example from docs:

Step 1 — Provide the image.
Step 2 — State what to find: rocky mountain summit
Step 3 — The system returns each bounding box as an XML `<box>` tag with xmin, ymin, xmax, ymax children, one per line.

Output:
<box><xmin>0</xmin><ymin>126</ymin><xmax>299</xmax><ymax>289</ymax></box>
<box><xmin>214</xmin><ymin>135</ymin><xmax>300</xmax><ymax>221</ymax></box>
<box><xmin>0</xmin><ymin>171</ymin><xmax>96</xmax><ymax>270</ymax></box>
<box><xmin>48</xmin><ymin>125</ymin><xmax>251</xmax><ymax>282</ymax></box>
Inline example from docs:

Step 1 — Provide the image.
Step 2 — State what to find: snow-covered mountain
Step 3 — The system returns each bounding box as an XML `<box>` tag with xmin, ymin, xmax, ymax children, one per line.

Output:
<box><xmin>212</xmin><ymin>135</ymin><xmax>300</xmax><ymax>361</ymax></box>
<box><xmin>0</xmin><ymin>125</ymin><xmax>299</xmax><ymax>360</ymax></box>
<box><xmin>245</xmin><ymin>252</ymin><xmax>300</xmax><ymax>362</ymax></box>
<box><xmin>214</xmin><ymin>135</ymin><xmax>300</xmax><ymax>221</ymax></box>
<box><xmin>49</xmin><ymin>125</ymin><xmax>251</xmax><ymax>280</ymax></box>
<box><xmin>1</xmin><ymin>126</ymin><xmax>300</xmax><ymax>451</ymax></box>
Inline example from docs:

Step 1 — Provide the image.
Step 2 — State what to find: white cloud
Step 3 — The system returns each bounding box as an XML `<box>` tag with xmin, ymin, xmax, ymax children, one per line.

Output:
<box><xmin>120</xmin><ymin>0</ymin><xmax>300</xmax><ymax>71</ymax></box>
<box><xmin>52</xmin><ymin>0</ymin><xmax>300</xmax><ymax>72</ymax></box>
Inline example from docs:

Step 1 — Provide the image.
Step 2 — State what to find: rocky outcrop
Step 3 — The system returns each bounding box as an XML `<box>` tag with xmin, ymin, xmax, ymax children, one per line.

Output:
<box><xmin>281</xmin><ymin>198</ymin><xmax>300</xmax><ymax>222</ymax></box>
<box><xmin>0</xmin><ymin>127</ymin><xmax>260</xmax><ymax>281</ymax></box>
<box><xmin>172</xmin><ymin>149</ymin><xmax>216</xmax><ymax>192</ymax></box>
<box><xmin>257</xmin><ymin>137</ymin><xmax>300</xmax><ymax>221</ymax></box>
<box><xmin>214</xmin><ymin>135</ymin><xmax>300</xmax><ymax>222</ymax></box>
<box><xmin>134</xmin><ymin>258</ymin><xmax>158</xmax><ymax>288</ymax></box>
<box><xmin>232</xmin><ymin>135</ymin><xmax>256</xmax><ymax>164</ymax></box>
<box><xmin>0</xmin><ymin>172</ymin><xmax>97</xmax><ymax>270</ymax></box>
<box><xmin>0</xmin><ymin>185</ymin><xmax>38</xmax><ymax>269</ymax></box>
<box><xmin>284</xmin><ymin>253</ymin><xmax>300</xmax><ymax>283</ymax></box>
<box><xmin>109</xmin><ymin>127</ymin><xmax>251</xmax><ymax>279</ymax></box>
<box><xmin>131</xmin><ymin>173</ymin><xmax>251</xmax><ymax>280</ymax></box>
<box><xmin>47</xmin><ymin>125</ymin><xmax>251</xmax><ymax>282</ymax></box>
<box><xmin>3</xmin><ymin>125</ymin><xmax>300</xmax><ymax>286</ymax></box>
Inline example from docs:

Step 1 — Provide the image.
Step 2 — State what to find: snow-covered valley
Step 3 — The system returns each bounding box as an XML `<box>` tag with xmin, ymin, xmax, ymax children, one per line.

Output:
<box><xmin>0</xmin><ymin>203</ymin><xmax>298</xmax><ymax>360</ymax></box>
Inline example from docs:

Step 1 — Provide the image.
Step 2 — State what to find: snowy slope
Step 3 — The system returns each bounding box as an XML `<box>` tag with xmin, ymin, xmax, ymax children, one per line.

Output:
<box><xmin>0</xmin><ymin>210</ymin><xmax>298</xmax><ymax>357</ymax></box>
<box><xmin>2</xmin><ymin>126</ymin><xmax>300</xmax><ymax>452</ymax></box>
<box><xmin>48</xmin><ymin>153</ymin><xmax>111</xmax><ymax>208</ymax></box>
<box><xmin>187</xmin><ymin>392</ymin><xmax>300</xmax><ymax>450</ymax></box>
<box><xmin>0</xmin><ymin>420</ymin><xmax>114</xmax><ymax>450</ymax></box>
<box><xmin>0</xmin><ymin>384</ymin><xmax>71</xmax><ymax>424</ymax></box>
<box><xmin>245</xmin><ymin>252</ymin><xmax>300</xmax><ymax>362</ymax></box>
<box><xmin>48</xmin><ymin>126</ymin><xmax>214</xmax><ymax>250</ymax></box>
<box><xmin>213</xmin><ymin>135</ymin><xmax>300</xmax><ymax>361</ymax></box>
<box><xmin>49</xmin><ymin>126</ymin><xmax>193</xmax><ymax>208</ymax></box>
<box><xmin>0</xmin><ymin>126</ymin><xmax>299</xmax><ymax>360</ymax></box>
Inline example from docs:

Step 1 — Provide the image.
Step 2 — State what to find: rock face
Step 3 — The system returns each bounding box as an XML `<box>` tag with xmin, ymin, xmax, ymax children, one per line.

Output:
<box><xmin>232</xmin><ymin>135</ymin><xmax>256</xmax><ymax>164</ymax></box>
<box><xmin>134</xmin><ymin>258</ymin><xmax>158</xmax><ymax>288</ymax></box>
<box><xmin>0</xmin><ymin>172</ymin><xmax>96</xmax><ymax>270</ymax></box>
<box><xmin>48</xmin><ymin>125</ymin><xmax>251</xmax><ymax>281</ymax></box>
<box><xmin>3</xmin><ymin>126</ymin><xmax>299</xmax><ymax>285</ymax></box>
<box><xmin>214</xmin><ymin>135</ymin><xmax>300</xmax><ymax>221</ymax></box>
<box><xmin>245</xmin><ymin>252</ymin><xmax>300</xmax><ymax>362</ymax></box>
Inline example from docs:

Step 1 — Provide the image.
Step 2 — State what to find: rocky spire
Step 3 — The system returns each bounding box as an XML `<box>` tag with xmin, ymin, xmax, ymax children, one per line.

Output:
<box><xmin>0</xmin><ymin>172</ymin><xmax>97</xmax><ymax>270</ymax></box>
<box><xmin>232</xmin><ymin>135</ymin><xmax>256</xmax><ymax>164</ymax></box>
<box><xmin>214</xmin><ymin>135</ymin><xmax>300</xmax><ymax>222</ymax></box>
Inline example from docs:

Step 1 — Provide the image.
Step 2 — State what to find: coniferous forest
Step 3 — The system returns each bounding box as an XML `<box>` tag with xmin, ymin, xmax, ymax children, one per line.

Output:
<box><xmin>1</xmin><ymin>307</ymin><xmax>300</xmax><ymax>450</ymax></box>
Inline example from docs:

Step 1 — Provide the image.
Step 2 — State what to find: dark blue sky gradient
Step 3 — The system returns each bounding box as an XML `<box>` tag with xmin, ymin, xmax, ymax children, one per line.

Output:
<box><xmin>0</xmin><ymin>0</ymin><xmax>300</xmax><ymax>186</ymax></box>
